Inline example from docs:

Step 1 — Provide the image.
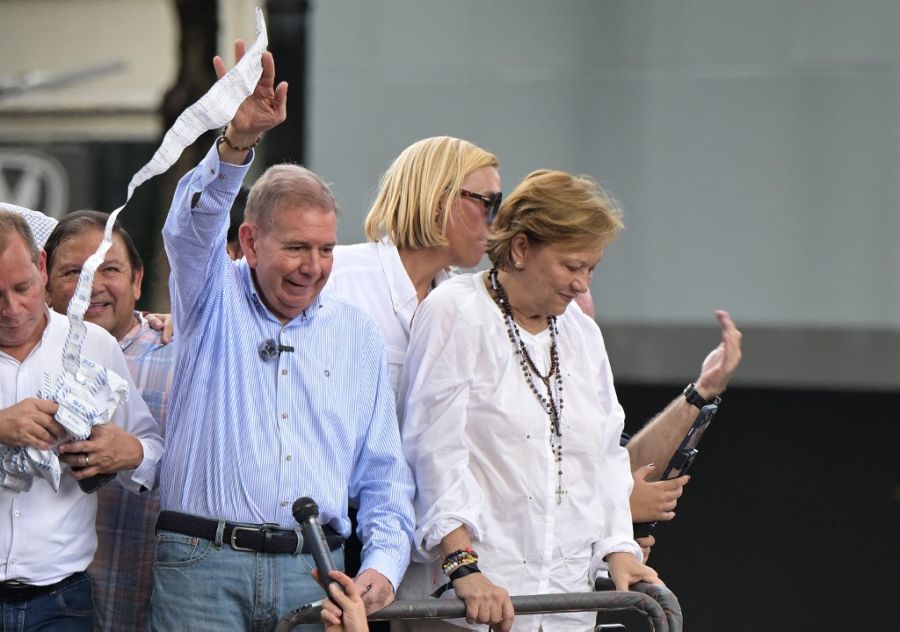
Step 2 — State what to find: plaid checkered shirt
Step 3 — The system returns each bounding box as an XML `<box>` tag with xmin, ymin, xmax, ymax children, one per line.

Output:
<box><xmin>88</xmin><ymin>312</ymin><xmax>174</xmax><ymax>631</ymax></box>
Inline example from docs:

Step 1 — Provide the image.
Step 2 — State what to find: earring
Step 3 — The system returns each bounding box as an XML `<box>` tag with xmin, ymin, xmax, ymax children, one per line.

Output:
<box><xmin>514</xmin><ymin>260</ymin><xmax>522</xmax><ymax>268</ymax></box>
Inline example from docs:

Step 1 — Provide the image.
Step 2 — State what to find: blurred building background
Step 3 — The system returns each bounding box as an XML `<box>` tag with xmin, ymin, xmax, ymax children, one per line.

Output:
<box><xmin>1</xmin><ymin>1</ymin><xmax>897</xmax><ymax>630</ymax></box>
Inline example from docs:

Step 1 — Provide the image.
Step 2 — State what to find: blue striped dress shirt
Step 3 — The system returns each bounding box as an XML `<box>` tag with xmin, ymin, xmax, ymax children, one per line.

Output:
<box><xmin>160</xmin><ymin>144</ymin><xmax>415</xmax><ymax>587</ymax></box>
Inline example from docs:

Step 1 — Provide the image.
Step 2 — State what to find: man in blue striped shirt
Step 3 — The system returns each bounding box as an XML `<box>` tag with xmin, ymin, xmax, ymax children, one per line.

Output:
<box><xmin>150</xmin><ymin>46</ymin><xmax>415</xmax><ymax>631</ymax></box>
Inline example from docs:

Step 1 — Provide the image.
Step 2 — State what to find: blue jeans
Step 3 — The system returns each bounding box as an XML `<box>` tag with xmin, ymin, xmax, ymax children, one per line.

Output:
<box><xmin>149</xmin><ymin>528</ymin><xmax>344</xmax><ymax>631</ymax></box>
<box><xmin>0</xmin><ymin>573</ymin><xmax>94</xmax><ymax>632</ymax></box>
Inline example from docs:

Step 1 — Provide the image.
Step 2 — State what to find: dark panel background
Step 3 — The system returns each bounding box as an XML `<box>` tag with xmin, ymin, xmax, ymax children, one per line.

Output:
<box><xmin>0</xmin><ymin>140</ymin><xmax>170</xmax><ymax>310</ymax></box>
<box><xmin>614</xmin><ymin>383</ymin><xmax>899</xmax><ymax>631</ymax></box>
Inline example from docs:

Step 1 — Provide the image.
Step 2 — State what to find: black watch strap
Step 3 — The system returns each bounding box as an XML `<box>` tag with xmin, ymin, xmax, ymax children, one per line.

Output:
<box><xmin>683</xmin><ymin>382</ymin><xmax>721</xmax><ymax>408</ymax></box>
<box><xmin>431</xmin><ymin>564</ymin><xmax>482</xmax><ymax>599</ymax></box>
<box><xmin>449</xmin><ymin>563</ymin><xmax>481</xmax><ymax>582</ymax></box>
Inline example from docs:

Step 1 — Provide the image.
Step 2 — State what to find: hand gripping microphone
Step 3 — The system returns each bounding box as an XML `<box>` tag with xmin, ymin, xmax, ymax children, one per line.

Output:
<box><xmin>292</xmin><ymin>497</ymin><xmax>341</xmax><ymax>594</ymax></box>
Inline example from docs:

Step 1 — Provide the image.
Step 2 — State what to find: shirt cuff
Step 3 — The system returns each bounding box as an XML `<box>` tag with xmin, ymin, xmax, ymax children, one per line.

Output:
<box><xmin>115</xmin><ymin>437</ymin><xmax>160</xmax><ymax>494</ymax></box>
<box><xmin>591</xmin><ymin>537</ymin><xmax>644</xmax><ymax>579</ymax></box>
<box><xmin>420</xmin><ymin>515</ymin><xmax>483</xmax><ymax>557</ymax></box>
<box><xmin>195</xmin><ymin>142</ymin><xmax>254</xmax><ymax>191</ymax></box>
<box><xmin>359</xmin><ymin>549</ymin><xmax>407</xmax><ymax>591</ymax></box>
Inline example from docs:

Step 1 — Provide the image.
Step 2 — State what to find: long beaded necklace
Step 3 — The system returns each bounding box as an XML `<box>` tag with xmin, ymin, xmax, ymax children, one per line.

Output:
<box><xmin>488</xmin><ymin>268</ymin><xmax>567</xmax><ymax>504</ymax></box>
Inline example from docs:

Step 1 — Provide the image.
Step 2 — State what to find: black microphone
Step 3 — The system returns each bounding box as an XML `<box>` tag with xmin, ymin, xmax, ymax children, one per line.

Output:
<box><xmin>292</xmin><ymin>497</ymin><xmax>341</xmax><ymax>594</ymax></box>
<box><xmin>258</xmin><ymin>338</ymin><xmax>295</xmax><ymax>361</ymax></box>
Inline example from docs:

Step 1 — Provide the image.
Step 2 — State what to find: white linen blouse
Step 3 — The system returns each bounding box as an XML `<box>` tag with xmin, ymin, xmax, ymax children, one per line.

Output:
<box><xmin>399</xmin><ymin>271</ymin><xmax>640</xmax><ymax>632</ymax></box>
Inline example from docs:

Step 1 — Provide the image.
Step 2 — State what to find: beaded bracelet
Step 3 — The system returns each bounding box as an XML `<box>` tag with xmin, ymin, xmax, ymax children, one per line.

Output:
<box><xmin>443</xmin><ymin>554</ymin><xmax>478</xmax><ymax>576</ymax></box>
<box><xmin>442</xmin><ymin>548</ymin><xmax>478</xmax><ymax>571</ymax></box>
<box><xmin>217</xmin><ymin>125</ymin><xmax>262</xmax><ymax>152</ymax></box>
<box><xmin>442</xmin><ymin>548</ymin><xmax>479</xmax><ymax>576</ymax></box>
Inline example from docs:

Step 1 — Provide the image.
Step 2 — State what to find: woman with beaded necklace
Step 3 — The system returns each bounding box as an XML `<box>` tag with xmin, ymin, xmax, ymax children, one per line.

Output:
<box><xmin>399</xmin><ymin>169</ymin><xmax>662</xmax><ymax>632</ymax></box>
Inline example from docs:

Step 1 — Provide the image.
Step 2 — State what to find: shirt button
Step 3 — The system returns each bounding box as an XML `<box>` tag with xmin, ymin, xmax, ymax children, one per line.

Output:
<box><xmin>281</xmin><ymin>413</ymin><xmax>288</xmax><ymax>420</ymax></box>
<box><xmin>14</xmin><ymin>510</ymin><xmax>20</xmax><ymax>517</ymax></box>
<box><xmin>285</xmin><ymin>454</ymin><xmax>292</xmax><ymax>461</ymax></box>
<box><xmin>526</xmin><ymin>434</ymin><xmax>531</xmax><ymax>439</ymax></box>
<box><xmin>281</xmin><ymin>500</ymin><xmax>288</xmax><ymax>507</ymax></box>
<box><xmin>281</xmin><ymin>369</ymin><xmax>288</xmax><ymax>376</ymax></box>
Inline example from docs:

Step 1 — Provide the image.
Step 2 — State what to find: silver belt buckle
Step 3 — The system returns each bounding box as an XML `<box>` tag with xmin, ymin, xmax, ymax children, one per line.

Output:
<box><xmin>1</xmin><ymin>581</ymin><xmax>27</xmax><ymax>587</ymax></box>
<box><xmin>229</xmin><ymin>525</ymin><xmax>261</xmax><ymax>552</ymax></box>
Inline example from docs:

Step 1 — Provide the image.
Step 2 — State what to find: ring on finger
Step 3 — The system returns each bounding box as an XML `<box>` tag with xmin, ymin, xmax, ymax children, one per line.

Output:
<box><xmin>84</xmin><ymin>454</ymin><xmax>89</xmax><ymax>466</ymax></box>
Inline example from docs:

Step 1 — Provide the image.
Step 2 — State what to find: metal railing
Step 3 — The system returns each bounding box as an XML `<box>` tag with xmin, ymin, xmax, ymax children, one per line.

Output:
<box><xmin>275</xmin><ymin>580</ymin><xmax>682</xmax><ymax>631</ymax></box>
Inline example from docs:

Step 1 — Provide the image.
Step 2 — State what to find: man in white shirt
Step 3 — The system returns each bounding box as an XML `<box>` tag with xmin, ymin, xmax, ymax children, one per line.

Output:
<box><xmin>44</xmin><ymin>210</ymin><xmax>176</xmax><ymax>631</ymax></box>
<box><xmin>0</xmin><ymin>211</ymin><xmax>163</xmax><ymax>631</ymax></box>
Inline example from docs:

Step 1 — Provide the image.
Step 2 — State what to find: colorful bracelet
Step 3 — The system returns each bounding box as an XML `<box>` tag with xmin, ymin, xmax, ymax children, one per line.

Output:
<box><xmin>441</xmin><ymin>548</ymin><xmax>479</xmax><ymax>576</ymax></box>
<box><xmin>443</xmin><ymin>555</ymin><xmax>477</xmax><ymax>576</ymax></box>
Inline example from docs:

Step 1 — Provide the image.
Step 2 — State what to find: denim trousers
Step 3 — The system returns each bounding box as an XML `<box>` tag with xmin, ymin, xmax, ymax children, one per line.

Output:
<box><xmin>0</xmin><ymin>573</ymin><xmax>93</xmax><ymax>632</ymax></box>
<box><xmin>149</xmin><ymin>527</ymin><xmax>343</xmax><ymax>631</ymax></box>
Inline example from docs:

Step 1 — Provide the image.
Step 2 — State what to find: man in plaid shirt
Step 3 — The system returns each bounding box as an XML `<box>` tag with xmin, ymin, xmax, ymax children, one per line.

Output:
<box><xmin>44</xmin><ymin>210</ymin><xmax>175</xmax><ymax>631</ymax></box>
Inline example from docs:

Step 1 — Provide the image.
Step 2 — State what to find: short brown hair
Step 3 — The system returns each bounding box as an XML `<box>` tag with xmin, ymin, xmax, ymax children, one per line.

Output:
<box><xmin>0</xmin><ymin>211</ymin><xmax>40</xmax><ymax>264</ymax></box>
<box><xmin>486</xmin><ymin>169</ymin><xmax>623</xmax><ymax>270</ymax></box>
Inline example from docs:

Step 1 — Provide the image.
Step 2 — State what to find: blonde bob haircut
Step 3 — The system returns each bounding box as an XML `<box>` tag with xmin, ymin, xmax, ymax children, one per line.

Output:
<box><xmin>364</xmin><ymin>136</ymin><xmax>499</xmax><ymax>249</ymax></box>
<box><xmin>486</xmin><ymin>169</ymin><xmax>623</xmax><ymax>270</ymax></box>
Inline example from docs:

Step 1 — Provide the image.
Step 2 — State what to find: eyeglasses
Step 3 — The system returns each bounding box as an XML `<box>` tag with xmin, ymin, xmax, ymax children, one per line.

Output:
<box><xmin>459</xmin><ymin>189</ymin><xmax>502</xmax><ymax>225</ymax></box>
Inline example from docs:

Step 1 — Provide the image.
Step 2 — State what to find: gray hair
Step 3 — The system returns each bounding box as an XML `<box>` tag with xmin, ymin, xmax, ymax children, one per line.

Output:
<box><xmin>0</xmin><ymin>211</ymin><xmax>40</xmax><ymax>264</ymax></box>
<box><xmin>246</xmin><ymin>164</ymin><xmax>339</xmax><ymax>231</ymax></box>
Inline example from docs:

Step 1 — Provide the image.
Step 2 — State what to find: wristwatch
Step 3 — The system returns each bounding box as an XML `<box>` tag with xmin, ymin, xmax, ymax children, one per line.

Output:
<box><xmin>683</xmin><ymin>382</ymin><xmax>721</xmax><ymax>408</ymax></box>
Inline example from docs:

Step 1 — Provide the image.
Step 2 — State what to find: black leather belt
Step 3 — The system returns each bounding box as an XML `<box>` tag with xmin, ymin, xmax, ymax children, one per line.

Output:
<box><xmin>156</xmin><ymin>510</ymin><xmax>343</xmax><ymax>555</ymax></box>
<box><xmin>0</xmin><ymin>572</ymin><xmax>86</xmax><ymax>602</ymax></box>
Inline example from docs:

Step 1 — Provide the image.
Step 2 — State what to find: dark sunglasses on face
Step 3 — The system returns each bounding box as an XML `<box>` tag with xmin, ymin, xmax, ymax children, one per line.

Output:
<box><xmin>459</xmin><ymin>188</ymin><xmax>502</xmax><ymax>224</ymax></box>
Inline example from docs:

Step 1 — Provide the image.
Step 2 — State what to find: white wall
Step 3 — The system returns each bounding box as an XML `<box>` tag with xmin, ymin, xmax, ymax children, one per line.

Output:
<box><xmin>308</xmin><ymin>0</ymin><xmax>900</xmax><ymax>331</ymax></box>
<box><xmin>0</xmin><ymin>0</ymin><xmax>257</xmax><ymax>141</ymax></box>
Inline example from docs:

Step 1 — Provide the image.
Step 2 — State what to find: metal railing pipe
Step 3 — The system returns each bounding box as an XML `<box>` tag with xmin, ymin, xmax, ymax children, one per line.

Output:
<box><xmin>276</xmin><ymin>582</ymin><xmax>681</xmax><ymax>632</ymax></box>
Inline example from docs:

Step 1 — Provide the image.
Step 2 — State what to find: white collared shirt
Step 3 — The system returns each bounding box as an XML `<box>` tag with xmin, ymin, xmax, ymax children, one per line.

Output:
<box><xmin>328</xmin><ymin>238</ymin><xmax>451</xmax><ymax>393</ymax></box>
<box><xmin>399</xmin><ymin>272</ymin><xmax>640</xmax><ymax>632</ymax></box>
<box><xmin>0</xmin><ymin>309</ymin><xmax>163</xmax><ymax>585</ymax></box>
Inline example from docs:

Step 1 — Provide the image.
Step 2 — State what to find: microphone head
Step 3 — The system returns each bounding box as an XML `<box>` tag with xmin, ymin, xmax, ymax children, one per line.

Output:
<box><xmin>292</xmin><ymin>496</ymin><xmax>319</xmax><ymax>523</ymax></box>
<box><xmin>258</xmin><ymin>339</ymin><xmax>279</xmax><ymax>361</ymax></box>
